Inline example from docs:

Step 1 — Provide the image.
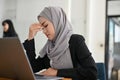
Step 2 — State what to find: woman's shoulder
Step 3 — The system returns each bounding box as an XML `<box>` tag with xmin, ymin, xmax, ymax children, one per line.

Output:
<box><xmin>69</xmin><ymin>34</ymin><xmax>85</xmax><ymax>43</ymax></box>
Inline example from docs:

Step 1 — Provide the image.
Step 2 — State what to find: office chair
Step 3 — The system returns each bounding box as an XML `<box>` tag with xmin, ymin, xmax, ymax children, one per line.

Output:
<box><xmin>96</xmin><ymin>63</ymin><xmax>106</xmax><ymax>80</ymax></box>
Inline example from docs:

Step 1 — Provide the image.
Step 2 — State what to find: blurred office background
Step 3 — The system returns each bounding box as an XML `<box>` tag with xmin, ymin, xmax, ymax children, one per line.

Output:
<box><xmin>107</xmin><ymin>0</ymin><xmax>120</xmax><ymax>80</ymax></box>
<box><xmin>0</xmin><ymin>0</ymin><xmax>120</xmax><ymax>80</ymax></box>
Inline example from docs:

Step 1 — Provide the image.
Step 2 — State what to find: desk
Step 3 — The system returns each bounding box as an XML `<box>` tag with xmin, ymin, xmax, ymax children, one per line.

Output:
<box><xmin>0</xmin><ymin>78</ymin><xmax>72</xmax><ymax>80</ymax></box>
<box><xmin>62</xmin><ymin>78</ymin><xmax>72</xmax><ymax>80</ymax></box>
<box><xmin>0</xmin><ymin>78</ymin><xmax>12</xmax><ymax>80</ymax></box>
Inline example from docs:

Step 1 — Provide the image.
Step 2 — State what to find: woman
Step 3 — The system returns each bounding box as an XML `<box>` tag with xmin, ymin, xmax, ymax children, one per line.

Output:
<box><xmin>2</xmin><ymin>19</ymin><xmax>18</xmax><ymax>37</ymax></box>
<box><xmin>23</xmin><ymin>7</ymin><xmax>97</xmax><ymax>80</ymax></box>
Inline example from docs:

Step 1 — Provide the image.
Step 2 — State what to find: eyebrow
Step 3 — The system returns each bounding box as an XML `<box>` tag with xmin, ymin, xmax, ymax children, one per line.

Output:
<box><xmin>41</xmin><ymin>21</ymin><xmax>46</xmax><ymax>26</ymax></box>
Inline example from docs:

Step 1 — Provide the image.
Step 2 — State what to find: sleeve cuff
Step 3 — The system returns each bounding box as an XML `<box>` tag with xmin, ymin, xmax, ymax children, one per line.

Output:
<box><xmin>23</xmin><ymin>39</ymin><xmax>35</xmax><ymax>51</ymax></box>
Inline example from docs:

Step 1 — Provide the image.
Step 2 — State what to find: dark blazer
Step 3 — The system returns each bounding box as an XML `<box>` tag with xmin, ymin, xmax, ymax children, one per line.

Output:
<box><xmin>23</xmin><ymin>34</ymin><xmax>97</xmax><ymax>80</ymax></box>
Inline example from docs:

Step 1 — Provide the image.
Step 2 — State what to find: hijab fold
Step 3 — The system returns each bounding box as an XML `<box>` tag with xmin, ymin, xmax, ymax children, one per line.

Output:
<box><xmin>39</xmin><ymin>7</ymin><xmax>73</xmax><ymax>69</ymax></box>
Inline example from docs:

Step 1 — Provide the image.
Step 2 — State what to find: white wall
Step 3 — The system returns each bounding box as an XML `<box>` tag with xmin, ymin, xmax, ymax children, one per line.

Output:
<box><xmin>86</xmin><ymin>0</ymin><xmax>106</xmax><ymax>62</ymax></box>
<box><xmin>0</xmin><ymin>0</ymin><xmax>4</xmax><ymax>37</ymax></box>
<box><xmin>0</xmin><ymin>0</ymin><xmax>16</xmax><ymax>38</ymax></box>
<box><xmin>71</xmin><ymin>0</ymin><xmax>87</xmax><ymax>37</ymax></box>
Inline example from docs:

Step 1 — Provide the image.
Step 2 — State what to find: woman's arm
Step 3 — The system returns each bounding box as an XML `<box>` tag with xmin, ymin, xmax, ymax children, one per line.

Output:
<box><xmin>23</xmin><ymin>39</ymin><xmax>50</xmax><ymax>73</ymax></box>
<box><xmin>57</xmin><ymin>35</ymin><xmax>97</xmax><ymax>80</ymax></box>
<box><xmin>23</xmin><ymin>23</ymin><xmax>50</xmax><ymax>72</ymax></box>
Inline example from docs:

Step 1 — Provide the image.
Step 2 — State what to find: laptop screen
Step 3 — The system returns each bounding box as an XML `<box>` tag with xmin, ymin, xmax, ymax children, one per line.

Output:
<box><xmin>0</xmin><ymin>37</ymin><xmax>35</xmax><ymax>79</ymax></box>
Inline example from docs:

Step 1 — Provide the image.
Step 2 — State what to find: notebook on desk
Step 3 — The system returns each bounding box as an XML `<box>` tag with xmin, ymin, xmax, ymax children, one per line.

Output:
<box><xmin>0</xmin><ymin>37</ymin><xmax>63</xmax><ymax>80</ymax></box>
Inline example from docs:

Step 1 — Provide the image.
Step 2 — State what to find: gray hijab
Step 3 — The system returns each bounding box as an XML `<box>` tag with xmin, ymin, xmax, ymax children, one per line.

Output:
<box><xmin>38</xmin><ymin>7</ymin><xmax>73</xmax><ymax>69</ymax></box>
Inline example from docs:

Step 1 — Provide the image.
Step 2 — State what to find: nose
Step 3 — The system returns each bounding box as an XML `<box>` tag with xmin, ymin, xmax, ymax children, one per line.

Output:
<box><xmin>43</xmin><ymin>29</ymin><xmax>48</xmax><ymax>37</ymax></box>
<box><xmin>42</xmin><ymin>28</ymin><xmax>47</xmax><ymax>34</ymax></box>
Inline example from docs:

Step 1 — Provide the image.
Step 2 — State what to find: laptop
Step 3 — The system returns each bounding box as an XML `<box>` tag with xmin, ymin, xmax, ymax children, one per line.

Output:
<box><xmin>0</xmin><ymin>37</ymin><xmax>64</xmax><ymax>80</ymax></box>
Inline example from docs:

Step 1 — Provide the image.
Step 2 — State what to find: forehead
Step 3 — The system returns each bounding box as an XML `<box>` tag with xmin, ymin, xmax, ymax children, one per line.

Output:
<box><xmin>3</xmin><ymin>22</ymin><xmax>8</xmax><ymax>25</ymax></box>
<box><xmin>38</xmin><ymin>17</ymin><xmax>48</xmax><ymax>23</ymax></box>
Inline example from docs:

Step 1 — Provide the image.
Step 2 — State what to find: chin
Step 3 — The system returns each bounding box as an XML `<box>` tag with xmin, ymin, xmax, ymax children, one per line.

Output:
<box><xmin>48</xmin><ymin>38</ymin><xmax>52</xmax><ymax>40</ymax></box>
<box><xmin>48</xmin><ymin>37</ymin><xmax>53</xmax><ymax>41</ymax></box>
<box><xmin>4</xmin><ymin>30</ymin><xmax>7</xmax><ymax>32</ymax></box>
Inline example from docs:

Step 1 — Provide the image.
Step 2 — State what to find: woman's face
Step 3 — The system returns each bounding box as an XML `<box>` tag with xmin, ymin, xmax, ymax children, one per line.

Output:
<box><xmin>3</xmin><ymin>23</ymin><xmax>9</xmax><ymax>32</ymax></box>
<box><xmin>39</xmin><ymin>17</ymin><xmax>55</xmax><ymax>40</ymax></box>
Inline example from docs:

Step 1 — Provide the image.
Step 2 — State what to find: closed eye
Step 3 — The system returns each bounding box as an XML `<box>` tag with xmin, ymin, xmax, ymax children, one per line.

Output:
<box><xmin>44</xmin><ymin>24</ymin><xmax>48</xmax><ymax>28</ymax></box>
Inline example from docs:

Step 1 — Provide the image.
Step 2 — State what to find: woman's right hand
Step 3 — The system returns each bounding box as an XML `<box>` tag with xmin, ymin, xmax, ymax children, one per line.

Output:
<box><xmin>28</xmin><ymin>23</ymin><xmax>42</xmax><ymax>40</ymax></box>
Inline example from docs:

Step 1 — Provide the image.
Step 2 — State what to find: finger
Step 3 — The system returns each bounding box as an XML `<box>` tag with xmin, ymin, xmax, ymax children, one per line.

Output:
<box><xmin>30</xmin><ymin>25</ymin><xmax>41</xmax><ymax>31</ymax></box>
<box><xmin>34</xmin><ymin>29</ymin><xmax>41</xmax><ymax>32</ymax></box>
<box><xmin>33</xmin><ymin>27</ymin><xmax>41</xmax><ymax>31</ymax></box>
<box><xmin>31</xmin><ymin>23</ymin><xmax>41</xmax><ymax>28</ymax></box>
<box><xmin>39</xmin><ymin>71</ymin><xmax>46</xmax><ymax>75</ymax></box>
<box><xmin>33</xmin><ymin>23</ymin><xmax>41</xmax><ymax>27</ymax></box>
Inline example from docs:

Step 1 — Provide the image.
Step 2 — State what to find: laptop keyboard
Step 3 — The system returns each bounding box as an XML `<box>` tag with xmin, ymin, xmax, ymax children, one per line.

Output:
<box><xmin>34</xmin><ymin>74</ymin><xmax>64</xmax><ymax>80</ymax></box>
